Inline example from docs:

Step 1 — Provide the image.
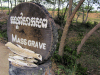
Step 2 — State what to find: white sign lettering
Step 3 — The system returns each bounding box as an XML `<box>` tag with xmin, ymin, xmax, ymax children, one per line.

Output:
<box><xmin>10</xmin><ymin>12</ymin><xmax>48</xmax><ymax>28</ymax></box>
<box><xmin>12</xmin><ymin>34</ymin><xmax>46</xmax><ymax>50</ymax></box>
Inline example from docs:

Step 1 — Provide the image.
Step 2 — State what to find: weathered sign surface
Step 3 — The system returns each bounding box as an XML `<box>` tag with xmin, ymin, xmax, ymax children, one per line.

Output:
<box><xmin>7</xmin><ymin>2</ymin><xmax>58</xmax><ymax>63</ymax></box>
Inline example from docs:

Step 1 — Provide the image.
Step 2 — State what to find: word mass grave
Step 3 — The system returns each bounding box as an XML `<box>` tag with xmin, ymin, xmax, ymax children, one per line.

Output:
<box><xmin>7</xmin><ymin>2</ymin><xmax>58</xmax><ymax>63</ymax></box>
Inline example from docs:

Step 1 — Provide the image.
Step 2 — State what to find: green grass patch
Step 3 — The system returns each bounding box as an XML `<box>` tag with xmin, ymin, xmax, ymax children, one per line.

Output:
<box><xmin>0</xmin><ymin>30</ymin><xmax>7</xmax><ymax>39</ymax></box>
<box><xmin>78</xmin><ymin>55</ymin><xmax>100</xmax><ymax>75</ymax></box>
<box><xmin>0</xmin><ymin>21</ymin><xmax>7</xmax><ymax>40</ymax></box>
<box><xmin>52</xmin><ymin>42</ymin><xmax>87</xmax><ymax>75</ymax></box>
<box><xmin>0</xmin><ymin>7</ymin><xmax>8</xmax><ymax>10</ymax></box>
<box><xmin>82</xmin><ymin>34</ymin><xmax>100</xmax><ymax>58</ymax></box>
<box><xmin>0</xmin><ymin>21</ymin><xmax>7</xmax><ymax>25</ymax></box>
<box><xmin>53</xmin><ymin>21</ymin><xmax>100</xmax><ymax>74</ymax></box>
<box><xmin>68</xmin><ymin>24</ymin><xmax>100</xmax><ymax>74</ymax></box>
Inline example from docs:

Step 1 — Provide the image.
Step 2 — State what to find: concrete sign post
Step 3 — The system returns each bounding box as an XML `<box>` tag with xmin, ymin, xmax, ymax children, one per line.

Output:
<box><xmin>7</xmin><ymin>2</ymin><xmax>58</xmax><ymax>75</ymax></box>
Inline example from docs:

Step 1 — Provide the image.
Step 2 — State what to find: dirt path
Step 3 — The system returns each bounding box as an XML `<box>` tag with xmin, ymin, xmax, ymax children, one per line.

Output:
<box><xmin>0</xmin><ymin>42</ymin><xmax>11</xmax><ymax>75</ymax></box>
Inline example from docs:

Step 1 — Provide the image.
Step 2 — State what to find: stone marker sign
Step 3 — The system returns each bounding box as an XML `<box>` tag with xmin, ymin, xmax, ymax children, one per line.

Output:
<box><xmin>7</xmin><ymin>2</ymin><xmax>58</xmax><ymax>63</ymax></box>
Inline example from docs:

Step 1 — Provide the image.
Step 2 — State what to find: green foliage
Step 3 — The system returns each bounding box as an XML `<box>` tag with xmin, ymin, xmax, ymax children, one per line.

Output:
<box><xmin>0</xmin><ymin>33</ymin><xmax>3</xmax><ymax>38</ymax></box>
<box><xmin>0</xmin><ymin>21</ymin><xmax>7</xmax><ymax>39</ymax></box>
<box><xmin>83</xmin><ymin>21</ymin><xmax>95</xmax><ymax>28</ymax></box>
<box><xmin>17</xmin><ymin>0</ymin><xmax>25</xmax><ymax>2</ymax></box>
<box><xmin>55</xmin><ymin>68</ymin><xmax>62</xmax><ymax>75</ymax></box>
<box><xmin>52</xmin><ymin>44</ymin><xmax>87</xmax><ymax>75</ymax></box>
<box><xmin>47</xmin><ymin>8</ymin><xmax>53</xmax><ymax>11</ymax></box>
<box><xmin>6</xmin><ymin>11</ymin><xmax>9</xmax><ymax>15</ymax></box>
<box><xmin>92</xmin><ymin>0</ymin><xmax>100</xmax><ymax>4</ymax></box>
<box><xmin>84</xmin><ymin>6</ymin><xmax>94</xmax><ymax>12</ymax></box>
<box><xmin>69</xmin><ymin>21</ymin><xmax>97</xmax><ymax>32</ymax></box>
<box><xmin>83</xmin><ymin>35</ymin><xmax>100</xmax><ymax>58</ymax></box>
<box><xmin>69</xmin><ymin>22</ymin><xmax>87</xmax><ymax>32</ymax></box>
<box><xmin>54</xmin><ymin>12</ymin><xmax>66</xmax><ymax>27</ymax></box>
<box><xmin>78</xmin><ymin>32</ymin><xmax>83</xmax><ymax>38</ymax></box>
<box><xmin>57</xmin><ymin>29</ymin><xmax>63</xmax><ymax>41</ymax></box>
<box><xmin>2</xmin><ymin>0</ymin><xmax>8</xmax><ymax>2</ymax></box>
<box><xmin>0</xmin><ymin>21</ymin><xmax>6</xmax><ymax>25</ymax></box>
<box><xmin>0</xmin><ymin>7</ymin><xmax>8</xmax><ymax>10</ymax></box>
<box><xmin>76</xmin><ymin>64</ymin><xmax>87</xmax><ymax>75</ymax></box>
<box><xmin>0</xmin><ymin>30</ymin><xmax>7</xmax><ymax>39</ymax></box>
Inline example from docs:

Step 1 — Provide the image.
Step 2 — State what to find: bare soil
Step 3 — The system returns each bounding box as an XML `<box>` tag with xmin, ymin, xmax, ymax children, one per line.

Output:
<box><xmin>0</xmin><ymin>42</ymin><xmax>12</xmax><ymax>75</ymax></box>
<box><xmin>0</xmin><ymin>10</ymin><xmax>8</xmax><ymax>22</ymax></box>
<box><xmin>49</xmin><ymin>11</ymin><xmax>100</xmax><ymax>18</ymax></box>
<box><xmin>0</xmin><ymin>10</ymin><xmax>11</xmax><ymax>75</ymax></box>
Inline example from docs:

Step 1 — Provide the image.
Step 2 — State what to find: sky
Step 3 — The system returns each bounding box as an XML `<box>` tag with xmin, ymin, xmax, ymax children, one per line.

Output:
<box><xmin>93</xmin><ymin>4</ymin><xmax>100</xmax><ymax>11</ymax></box>
<box><xmin>0</xmin><ymin>0</ymin><xmax>100</xmax><ymax>11</ymax></box>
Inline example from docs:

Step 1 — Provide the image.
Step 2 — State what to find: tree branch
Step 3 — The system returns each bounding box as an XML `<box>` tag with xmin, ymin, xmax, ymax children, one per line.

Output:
<box><xmin>58</xmin><ymin>0</ymin><xmax>85</xmax><ymax>56</ymax></box>
<box><xmin>77</xmin><ymin>22</ymin><xmax>100</xmax><ymax>54</ymax></box>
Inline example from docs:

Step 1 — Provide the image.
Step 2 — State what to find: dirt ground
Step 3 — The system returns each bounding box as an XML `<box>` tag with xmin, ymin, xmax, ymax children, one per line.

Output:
<box><xmin>49</xmin><ymin>11</ymin><xmax>100</xmax><ymax>18</ymax></box>
<box><xmin>1</xmin><ymin>10</ymin><xmax>100</xmax><ymax>20</ymax></box>
<box><xmin>0</xmin><ymin>10</ymin><xmax>9</xmax><ymax>75</ymax></box>
<box><xmin>0</xmin><ymin>42</ymin><xmax>11</xmax><ymax>75</ymax></box>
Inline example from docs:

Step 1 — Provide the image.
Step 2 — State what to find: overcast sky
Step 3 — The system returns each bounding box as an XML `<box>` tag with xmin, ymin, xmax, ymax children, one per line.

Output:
<box><xmin>0</xmin><ymin>0</ymin><xmax>100</xmax><ymax>11</ymax></box>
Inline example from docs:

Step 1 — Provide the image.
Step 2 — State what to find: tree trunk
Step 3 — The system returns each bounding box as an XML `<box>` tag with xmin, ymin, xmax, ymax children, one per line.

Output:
<box><xmin>83</xmin><ymin>0</ymin><xmax>89</xmax><ymax>23</ymax></box>
<box><xmin>10</xmin><ymin>0</ymin><xmax>12</xmax><ymax>10</ymax></box>
<box><xmin>63</xmin><ymin>3</ymin><xmax>69</xmax><ymax>20</ymax></box>
<box><xmin>82</xmin><ymin>4</ymin><xmax>84</xmax><ymax>23</ymax></box>
<box><xmin>0</xmin><ymin>0</ymin><xmax>2</xmax><ymax>10</ymax></box>
<box><xmin>52</xmin><ymin>0</ymin><xmax>56</xmax><ymax>18</ymax></box>
<box><xmin>69</xmin><ymin>0</ymin><xmax>73</xmax><ymax>18</ymax></box>
<box><xmin>83</xmin><ymin>0</ymin><xmax>93</xmax><ymax>23</ymax></box>
<box><xmin>8</xmin><ymin>0</ymin><xmax>10</xmax><ymax>14</ymax></box>
<box><xmin>77</xmin><ymin>22</ymin><xmax>100</xmax><ymax>54</ymax></box>
<box><xmin>83</xmin><ymin>11</ymin><xmax>88</xmax><ymax>23</ymax></box>
<box><xmin>58</xmin><ymin>0</ymin><xmax>85</xmax><ymax>56</ymax></box>
<box><xmin>15</xmin><ymin>0</ymin><xmax>16</xmax><ymax>6</ymax></box>
<box><xmin>58</xmin><ymin>0</ymin><xmax>60</xmax><ymax>18</ymax></box>
<box><xmin>76</xmin><ymin>12</ymin><xmax>81</xmax><ymax>22</ymax></box>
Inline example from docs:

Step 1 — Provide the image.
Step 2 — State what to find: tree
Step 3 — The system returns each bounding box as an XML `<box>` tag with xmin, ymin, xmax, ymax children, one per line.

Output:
<box><xmin>76</xmin><ymin>0</ymin><xmax>100</xmax><ymax>54</ymax></box>
<box><xmin>0</xmin><ymin>0</ymin><xmax>2</xmax><ymax>9</ymax></box>
<box><xmin>2</xmin><ymin>0</ymin><xmax>8</xmax><ymax>1</ymax></box>
<box><xmin>82</xmin><ymin>0</ymin><xmax>94</xmax><ymax>23</ymax></box>
<box><xmin>82</xmin><ymin>3</ymin><xmax>84</xmax><ymax>22</ymax></box>
<box><xmin>73</xmin><ymin>0</ymin><xmax>97</xmax><ymax>23</ymax></box>
<box><xmin>15</xmin><ymin>0</ymin><xmax>16</xmax><ymax>6</ymax></box>
<box><xmin>17</xmin><ymin>0</ymin><xmax>25</xmax><ymax>3</ymax></box>
<box><xmin>8</xmin><ymin>0</ymin><xmax>10</xmax><ymax>13</ymax></box>
<box><xmin>63</xmin><ymin>3</ymin><xmax>69</xmax><ymax>20</ymax></box>
<box><xmin>10</xmin><ymin>0</ymin><xmax>12</xmax><ymax>10</ymax></box>
<box><xmin>77</xmin><ymin>22</ymin><xmax>100</xmax><ymax>54</ymax></box>
<box><xmin>68</xmin><ymin>0</ymin><xmax>73</xmax><ymax>18</ymax></box>
<box><xmin>58</xmin><ymin>0</ymin><xmax>85</xmax><ymax>56</ymax></box>
<box><xmin>76</xmin><ymin>12</ymin><xmax>82</xmax><ymax>22</ymax></box>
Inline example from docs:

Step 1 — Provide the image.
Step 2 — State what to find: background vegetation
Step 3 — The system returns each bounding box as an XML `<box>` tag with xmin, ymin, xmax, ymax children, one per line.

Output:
<box><xmin>0</xmin><ymin>0</ymin><xmax>100</xmax><ymax>75</ymax></box>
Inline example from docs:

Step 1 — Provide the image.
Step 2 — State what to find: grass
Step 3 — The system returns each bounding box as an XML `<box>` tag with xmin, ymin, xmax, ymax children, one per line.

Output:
<box><xmin>52</xmin><ymin>21</ymin><xmax>100</xmax><ymax>75</ymax></box>
<box><xmin>73</xmin><ymin>13</ymin><xmax>100</xmax><ymax>23</ymax></box>
<box><xmin>68</xmin><ymin>22</ymin><xmax>100</xmax><ymax>75</ymax></box>
<box><xmin>78</xmin><ymin>55</ymin><xmax>100</xmax><ymax>75</ymax></box>
<box><xmin>0</xmin><ymin>7</ymin><xmax>9</xmax><ymax>10</ymax></box>
<box><xmin>82</xmin><ymin>34</ymin><xmax>100</xmax><ymax>58</ymax></box>
<box><xmin>79</xmin><ymin>33</ymin><xmax>100</xmax><ymax>75</ymax></box>
<box><xmin>88</xmin><ymin>18</ymin><xmax>100</xmax><ymax>23</ymax></box>
<box><xmin>0</xmin><ymin>21</ymin><xmax>7</xmax><ymax>42</ymax></box>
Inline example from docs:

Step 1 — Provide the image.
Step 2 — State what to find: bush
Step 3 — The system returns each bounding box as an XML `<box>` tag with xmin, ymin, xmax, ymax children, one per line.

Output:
<box><xmin>0</xmin><ymin>7</ymin><xmax>8</xmax><ymax>10</ymax></box>
<box><xmin>51</xmin><ymin>44</ymin><xmax>87</xmax><ymax>75</ymax></box>
<box><xmin>54</xmin><ymin>12</ymin><xmax>66</xmax><ymax>27</ymax></box>
<box><xmin>6</xmin><ymin>12</ymin><xmax>10</xmax><ymax>15</ymax></box>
